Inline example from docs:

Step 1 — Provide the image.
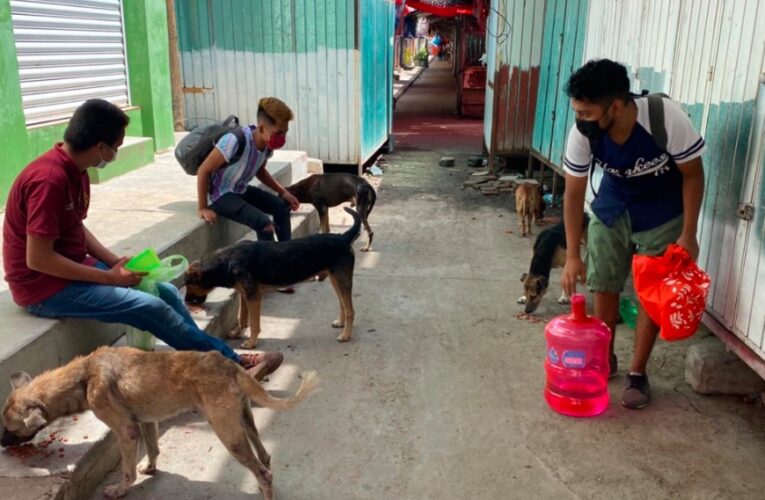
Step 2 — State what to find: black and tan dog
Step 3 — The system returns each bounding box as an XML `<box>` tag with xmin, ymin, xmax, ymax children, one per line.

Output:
<box><xmin>185</xmin><ymin>207</ymin><xmax>361</xmax><ymax>348</ymax></box>
<box><xmin>286</xmin><ymin>173</ymin><xmax>376</xmax><ymax>251</ymax></box>
<box><xmin>517</xmin><ymin>214</ymin><xmax>590</xmax><ymax>313</ymax></box>
<box><xmin>1</xmin><ymin>347</ymin><xmax>317</xmax><ymax>499</ymax></box>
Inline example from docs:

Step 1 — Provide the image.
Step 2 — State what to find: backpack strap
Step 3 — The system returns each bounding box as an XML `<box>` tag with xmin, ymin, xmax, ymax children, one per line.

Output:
<box><xmin>228</xmin><ymin>126</ymin><xmax>248</xmax><ymax>164</ymax></box>
<box><xmin>646</xmin><ymin>94</ymin><xmax>668</xmax><ymax>152</ymax></box>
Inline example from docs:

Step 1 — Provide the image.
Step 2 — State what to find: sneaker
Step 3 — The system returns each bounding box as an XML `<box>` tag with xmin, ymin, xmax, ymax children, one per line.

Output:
<box><xmin>622</xmin><ymin>373</ymin><xmax>650</xmax><ymax>409</ymax></box>
<box><xmin>609</xmin><ymin>353</ymin><xmax>618</xmax><ymax>379</ymax></box>
<box><xmin>239</xmin><ymin>352</ymin><xmax>284</xmax><ymax>381</ymax></box>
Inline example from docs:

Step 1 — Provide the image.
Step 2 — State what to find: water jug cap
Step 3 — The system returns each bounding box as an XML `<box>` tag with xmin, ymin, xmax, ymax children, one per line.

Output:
<box><xmin>571</xmin><ymin>294</ymin><xmax>586</xmax><ymax>321</ymax></box>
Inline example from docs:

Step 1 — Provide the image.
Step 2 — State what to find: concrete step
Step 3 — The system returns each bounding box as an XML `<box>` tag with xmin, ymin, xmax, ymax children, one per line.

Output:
<box><xmin>87</xmin><ymin>136</ymin><xmax>155</xmax><ymax>184</ymax></box>
<box><xmin>0</xmin><ymin>208</ymin><xmax>319</xmax><ymax>500</ymax></box>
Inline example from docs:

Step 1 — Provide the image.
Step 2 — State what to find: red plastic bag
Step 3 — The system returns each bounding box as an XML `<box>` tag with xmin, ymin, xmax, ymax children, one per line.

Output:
<box><xmin>632</xmin><ymin>244</ymin><xmax>711</xmax><ymax>341</ymax></box>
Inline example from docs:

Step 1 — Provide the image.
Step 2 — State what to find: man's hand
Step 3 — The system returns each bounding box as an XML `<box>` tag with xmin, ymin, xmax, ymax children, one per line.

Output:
<box><xmin>199</xmin><ymin>208</ymin><xmax>217</xmax><ymax>225</ymax></box>
<box><xmin>561</xmin><ymin>257</ymin><xmax>587</xmax><ymax>297</ymax></box>
<box><xmin>281</xmin><ymin>191</ymin><xmax>300</xmax><ymax>211</ymax></box>
<box><xmin>676</xmin><ymin>233</ymin><xmax>699</xmax><ymax>261</ymax></box>
<box><xmin>106</xmin><ymin>257</ymin><xmax>146</xmax><ymax>287</ymax></box>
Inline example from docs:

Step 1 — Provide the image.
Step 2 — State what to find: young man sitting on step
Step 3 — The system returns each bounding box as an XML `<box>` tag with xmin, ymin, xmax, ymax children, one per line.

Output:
<box><xmin>3</xmin><ymin>99</ymin><xmax>282</xmax><ymax>379</ymax></box>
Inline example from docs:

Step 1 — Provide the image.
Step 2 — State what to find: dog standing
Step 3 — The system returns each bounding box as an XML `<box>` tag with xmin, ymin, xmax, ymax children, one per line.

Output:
<box><xmin>1</xmin><ymin>347</ymin><xmax>318</xmax><ymax>499</ymax></box>
<box><xmin>286</xmin><ymin>173</ymin><xmax>376</xmax><ymax>251</ymax></box>
<box><xmin>518</xmin><ymin>214</ymin><xmax>590</xmax><ymax>313</ymax></box>
<box><xmin>185</xmin><ymin>207</ymin><xmax>361</xmax><ymax>348</ymax></box>
<box><xmin>515</xmin><ymin>182</ymin><xmax>540</xmax><ymax>237</ymax></box>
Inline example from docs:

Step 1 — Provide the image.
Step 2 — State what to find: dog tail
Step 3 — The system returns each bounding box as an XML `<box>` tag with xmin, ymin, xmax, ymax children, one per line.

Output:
<box><xmin>239</xmin><ymin>370</ymin><xmax>320</xmax><ymax>411</ymax></box>
<box><xmin>341</xmin><ymin>207</ymin><xmax>362</xmax><ymax>245</ymax></box>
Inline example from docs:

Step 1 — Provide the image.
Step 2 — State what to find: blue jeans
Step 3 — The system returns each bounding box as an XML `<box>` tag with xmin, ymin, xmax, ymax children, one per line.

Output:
<box><xmin>27</xmin><ymin>263</ymin><xmax>240</xmax><ymax>363</ymax></box>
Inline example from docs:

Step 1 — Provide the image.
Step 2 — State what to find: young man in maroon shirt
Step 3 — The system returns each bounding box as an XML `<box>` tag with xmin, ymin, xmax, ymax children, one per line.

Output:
<box><xmin>3</xmin><ymin>99</ymin><xmax>281</xmax><ymax>377</ymax></box>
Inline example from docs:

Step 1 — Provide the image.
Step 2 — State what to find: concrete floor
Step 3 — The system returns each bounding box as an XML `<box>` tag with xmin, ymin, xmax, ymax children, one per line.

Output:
<box><xmin>92</xmin><ymin>61</ymin><xmax>765</xmax><ymax>500</ymax></box>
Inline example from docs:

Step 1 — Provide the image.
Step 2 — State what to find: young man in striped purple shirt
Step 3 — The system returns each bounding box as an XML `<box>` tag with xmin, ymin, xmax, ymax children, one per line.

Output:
<box><xmin>196</xmin><ymin>97</ymin><xmax>301</xmax><ymax>293</ymax></box>
<box><xmin>559</xmin><ymin>59</ymin><xmax>705</xmax><ymax>409</ymax></box>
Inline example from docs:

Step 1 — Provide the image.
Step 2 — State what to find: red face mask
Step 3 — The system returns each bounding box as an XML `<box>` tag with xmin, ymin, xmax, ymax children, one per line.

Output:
<box><xmin>268</xmin><ymin>132</ymin><xmax>286</xmax><ymax>150</ymax></box>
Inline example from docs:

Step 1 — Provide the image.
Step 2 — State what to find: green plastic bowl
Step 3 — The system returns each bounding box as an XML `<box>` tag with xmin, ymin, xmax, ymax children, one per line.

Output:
<box><xmin>125</xmin><ymin>248</ymin><xmax>161</xmax><ymax>273</ymax></box>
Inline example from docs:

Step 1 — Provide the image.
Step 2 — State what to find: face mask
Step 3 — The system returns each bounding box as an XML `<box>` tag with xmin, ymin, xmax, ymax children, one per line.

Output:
<box><xmin>575</xmin><ymin>101</ymin><xmax>615</xmax><ymax>141</ymax></box>
<box><xmin>95</xmin><ymin>144</ymin><xmax>117</xmax><ymax>169</ymax></box>
<box><xmin>268</xmin><ymin>132</ymin><xmax>286</xmax><ymax>150</ymax></box>
<box><xmin>575</xmin><ymin>119</ymin><xmax>606</xmax><ymax>141</ymax></box>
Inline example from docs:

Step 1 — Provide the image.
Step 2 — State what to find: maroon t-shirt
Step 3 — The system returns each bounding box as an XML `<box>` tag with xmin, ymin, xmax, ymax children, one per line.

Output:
<box><xmin>3</xmin><ymin>144</ymin><xmax>94</xmax><ymax>306</ymax></box>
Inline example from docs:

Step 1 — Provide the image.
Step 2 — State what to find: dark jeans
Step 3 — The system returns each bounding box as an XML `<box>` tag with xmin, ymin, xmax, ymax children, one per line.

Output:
<box><xmin>210</xmin><ymin>186</ymin><xmax>291</xmax><ymax>241</ymax></box>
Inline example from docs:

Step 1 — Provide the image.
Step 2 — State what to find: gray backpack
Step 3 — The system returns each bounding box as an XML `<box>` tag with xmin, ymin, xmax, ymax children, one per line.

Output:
<box><xmin>174</xmin><ymin>115</ymin><xmax>247</xmax><ymax>175</ymax></box>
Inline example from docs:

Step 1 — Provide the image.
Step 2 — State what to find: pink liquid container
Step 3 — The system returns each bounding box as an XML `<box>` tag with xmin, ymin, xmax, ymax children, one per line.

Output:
<box><xmin>544</xmin><ymin>294</ymin><xmax>612</xmax><ymax>417</ymax></box>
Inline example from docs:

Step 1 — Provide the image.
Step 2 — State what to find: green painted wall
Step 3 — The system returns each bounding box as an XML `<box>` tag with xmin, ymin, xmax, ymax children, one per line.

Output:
<box><xmin>0</xmin><ymin>0</ymin><xmax>28</xmax><ymax>207</ymax></box>
<box><xmin>0</xmin><ymin>0</ymin><xmax>173</xmax><ymax>206</ymax></box>
<box><xmin>123</xmin><ymin>0</ymin><xmax>174</xmax><ymax>151</ymax></box>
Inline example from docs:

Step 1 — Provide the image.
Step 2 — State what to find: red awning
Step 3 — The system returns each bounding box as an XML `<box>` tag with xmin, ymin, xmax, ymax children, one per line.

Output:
<box><xmin>406</xmin><ymin>0</ymin><xmax>473</xmax><ymax>17</ymax></box>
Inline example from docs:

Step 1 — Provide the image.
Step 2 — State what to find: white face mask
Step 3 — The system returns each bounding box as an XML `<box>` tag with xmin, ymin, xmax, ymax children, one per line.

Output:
<box><xmin>95</xmin><ymin>144</ymin><xmax>117</xmax><ymax>169</ymax></box>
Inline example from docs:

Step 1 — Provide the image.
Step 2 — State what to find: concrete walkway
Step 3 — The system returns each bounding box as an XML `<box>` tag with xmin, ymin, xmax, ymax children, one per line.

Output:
<box><xmin>91</xmin><ymin>61</ymin><xmax>765</xmax><ymax>499</ymax></box>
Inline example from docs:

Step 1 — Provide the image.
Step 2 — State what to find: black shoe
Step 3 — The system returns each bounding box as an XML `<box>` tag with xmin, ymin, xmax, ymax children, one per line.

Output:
<box><xmin>622</xmin><ymin>373</ymin><xmax>650</xmax><ymax>409</ymax></box>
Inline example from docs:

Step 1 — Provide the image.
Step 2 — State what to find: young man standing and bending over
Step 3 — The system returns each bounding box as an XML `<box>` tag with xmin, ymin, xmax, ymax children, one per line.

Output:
<box><xmin>560</xmin><ymin>60</ymin><xmax>705</xmax><ymax>409</ymax></box>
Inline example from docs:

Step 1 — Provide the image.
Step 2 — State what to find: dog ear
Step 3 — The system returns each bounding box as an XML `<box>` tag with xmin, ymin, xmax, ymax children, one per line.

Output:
<box><xmin>520</xmin><ymin>273</ymin><xmax>528</xmax><ymax>282</ymax></box>
<box><xmin>10</xmin><ymin>372</ymin><xmax>32</xmax><ymax>390</ymax></box>
<box><xmin>22</xmin><ymin>407</ymin><xmax>47</xmax><ymax>429</ymax></box>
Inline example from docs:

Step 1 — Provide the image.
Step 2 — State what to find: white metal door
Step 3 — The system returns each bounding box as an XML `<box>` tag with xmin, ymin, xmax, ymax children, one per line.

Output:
<box><xmin>10</xmin><ymin>0</ymin><xmax>130</xmax><ymax>126</ymax></box>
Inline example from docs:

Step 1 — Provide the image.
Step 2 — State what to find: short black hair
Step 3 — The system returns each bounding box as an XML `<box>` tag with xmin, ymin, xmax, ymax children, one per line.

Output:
<box><xmin>565</xmin><ymin>59</ymin><xmax>631</xmax><ymax>105</ymax></box>
<box><xmin>63</xmin><ymin>99</ymin><xmax>130</xmax><ymax>151</ymax></box>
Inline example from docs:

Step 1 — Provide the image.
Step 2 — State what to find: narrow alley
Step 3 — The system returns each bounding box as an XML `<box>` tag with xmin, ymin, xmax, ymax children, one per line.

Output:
<box><xmin>92</xmin><ymin>62</ymin><xmax>765</xmax><ymax>500</ymax></box>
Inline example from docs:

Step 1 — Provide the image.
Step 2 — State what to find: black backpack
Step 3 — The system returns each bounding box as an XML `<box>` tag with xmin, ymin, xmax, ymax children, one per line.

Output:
<box><xmin>174</xmin><ymin>115</ymin><xmax>248</xmax><ymax>175</ymax></box>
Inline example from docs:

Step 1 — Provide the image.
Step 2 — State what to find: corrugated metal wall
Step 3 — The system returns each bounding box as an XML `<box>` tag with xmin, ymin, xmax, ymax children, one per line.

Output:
<box><xmin>176</xmin><ymin>0</ymin><xmax>392</xmax><ymax>166</ymax></box>
<box><xmin>530</xmin><ymin>0</ymin><xmax>588</xmax><ymax>167</ymax></box>
<box><xmin>10</xmin><ymin>0</ymin><xmax>130</xmax><ymax>126</ymax></box>
<box><xmin>535</xmin><ymin>0</ymin><xmax>765</xmax><ymax>358</ymax></box>
<box><xmin>483</xmin><ymin>0</ymin><xmax>545</xmax><ymax>155</ymax></box>
<box><xmin>360</xmin><ymin>0</ymin><xmax>394</xmax><ymax>161</ymax></box>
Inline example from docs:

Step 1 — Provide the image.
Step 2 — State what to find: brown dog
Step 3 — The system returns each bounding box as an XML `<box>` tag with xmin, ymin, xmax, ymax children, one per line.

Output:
<box><xmin>515</xmin><ymin>182</ymin><xmax>540</xmax><ymax>237</ymax></box>
<box><xmin>286</xmin><ymin>173</ymin><xmax>376</xmax><ymax>251</ymax></box>
<box><xmin>1</xmin><ymin>347</ymin><xmax>318</xmax><ymax>499</ymax></box>
<box><xmin>185</xmin><ymin>207</ymin><xmax>361</xmax><ymax>348</ymax></box>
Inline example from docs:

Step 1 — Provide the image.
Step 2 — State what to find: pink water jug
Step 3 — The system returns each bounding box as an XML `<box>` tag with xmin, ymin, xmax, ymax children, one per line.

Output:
<box><xmin>544</xmin><ymin>294</ymin><xmax>612</xmax><ymax>417</ymax></box>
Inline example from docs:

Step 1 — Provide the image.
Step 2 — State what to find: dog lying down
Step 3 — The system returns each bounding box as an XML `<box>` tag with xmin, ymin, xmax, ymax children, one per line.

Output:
<box><xmin>185</xmin><ymin>207</ymin><xmax>361</xmax><ymax>348</ymax></box>
<box><xmin>518</xmin><ymin>214</ymin><xmax>590</xmax><ymax>314</ymax></box>
<box><xmin>1</xmin><ymin>347</ymin><xmax>318</xmax><ymax>500</ymax></box>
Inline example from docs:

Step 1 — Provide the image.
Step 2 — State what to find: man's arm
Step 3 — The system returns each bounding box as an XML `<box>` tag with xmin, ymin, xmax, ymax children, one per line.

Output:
<box><xmin>196</xmin><ymin>148</ymin><xmax>227</xmax><ymax>224</ymax></box>
<box><xmin>26</xmin><ymin>235</ymin><xmax>142</xmax><ymax>287</ymax></box>
<box><xmin>676</xmin><ymin>157</ymin><xmax>704</xmax><ymax>260</ymax></box>
<box><xmin>256</xmin><ymin>165</ymin><xmax>299</xmax><ymax>210</ymax></box>
<box><xmin>561</xmin><ymin>174</ymin><xmax>588</xmax><ymax>297</ymax></box>
<box><xmin>83</xmin><ymin>226</ymin><xmax>119</xmax><ymax>267</ymax></box>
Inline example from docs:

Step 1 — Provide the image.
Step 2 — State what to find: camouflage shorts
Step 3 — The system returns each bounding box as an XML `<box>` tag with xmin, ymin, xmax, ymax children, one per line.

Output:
<box><xmin>586</xmin><ymin>213</ymin><xmax>684</xmax><ymax>293</ymax></box>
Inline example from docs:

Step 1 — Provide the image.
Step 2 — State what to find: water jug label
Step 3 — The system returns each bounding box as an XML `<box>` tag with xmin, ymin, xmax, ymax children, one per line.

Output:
<box><xmin>548</xmin><ymin>347</ymin><xmax>559</xmax><ymax>365</ymax></box>
<box><xmin>562</xmin><ymin>350</ymin><xmax>586</xmax><ymax>368</ymax></box>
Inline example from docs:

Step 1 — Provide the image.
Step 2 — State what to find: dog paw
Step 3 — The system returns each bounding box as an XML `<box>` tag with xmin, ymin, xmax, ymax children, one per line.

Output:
<box><xmin>241</xmin><ymin>338</ymin><xmax>258</xmax><ymax>349</ymax></box>
<box><xmin>557</xmin><ymin>296</ymin><xmax>570</xmax><ymax>305</ymax></box>
<box><xmin>103</xmin><ymin>484</ymin><xmax>128</xmax><ymax>499</ymax></box>
<box><xmin>337</xmin><ymin>333</ymin><xmax>352</xmax><ymax>342</ymax></box>
<box><xmin>517</xmin><ymin>295</ymin><xmax>527</xmax><ymax>304</ymax></box>
<box><xmin>138</xmin><ymin>461</ymin><xmax>157</xmax><ymax>475</ymax></box>
<box><xmin>360</xmin><ymin>245</ymin><xmax>372</xmax><ymax>252</ymax></box>
<box><xmin>332</xmin><ymin>319</ymin><xmax>345</xmax><ymax>329</ymax></box>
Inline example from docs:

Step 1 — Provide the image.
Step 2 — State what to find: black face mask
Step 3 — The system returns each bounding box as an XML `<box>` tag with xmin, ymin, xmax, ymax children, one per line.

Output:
<box><xmin>575</xmin><ymin>101</ymin><xmax>615</xmax><ymax>141</ymax></box>
<box><xmin>575</xmin><ymin>119</ymin><xmax>606</xmax><ymax>141</ymax></box>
